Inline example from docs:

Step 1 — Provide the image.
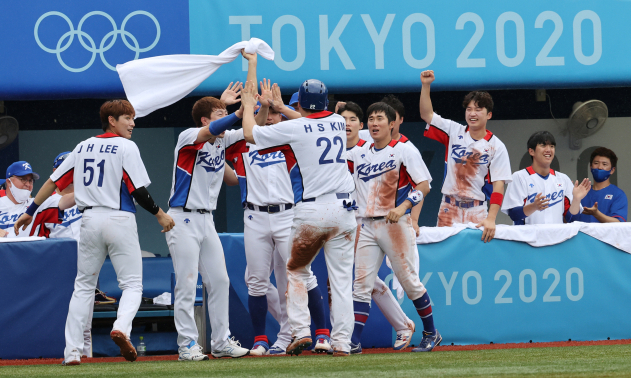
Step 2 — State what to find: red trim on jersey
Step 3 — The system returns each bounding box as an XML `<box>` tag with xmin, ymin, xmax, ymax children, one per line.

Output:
<box><xmin>347</xmin><ymin>160</ymin><xmax>355</xmax><ymax>174</ymax></box>
<box><xmin>306</xmin><ymin>110</ymin><xmax>333</xmax><ymax>119</ymax></box>
<box><xmin>0</xmin><ymin>189</ymin><xmax>5</xmax><ymax>197</ymax></box>
<box><xmin>357</xmin><ymin>139</ymin><xmax>367</xmax><ymax>147</ymax></box>
<box><xmin>369</xmin><ymin>143</ymin><xmax>375</xmax><ymax>149</ymax></box>
<box><xmin>259</xmin><ymin>145</ymin><xmax>296</xmax><ymax>173</ymax></box>
<box><xmin>549</xmin><ymin>169</ymin><xmax>556</xmax><ymax>176</ymax></box>
<box><xmin>398</xmin><ymin>164</ymin><xmax>417</xmax><ymax>189</ymax></box>
<box><xmin>483</xmin><ymin>130</ymin><xmax>494</xmax><ymax>141</ymax></box>
<box><xmin>54</xmin><ymin>168</ymin><xmax>74</xmax><ymax>191</ymax></box>
<box><xmin>122</xmin><ymin>169</ymin><xmax>136</xmax><ymax>194</ymax></box>
<box><xmin>95</xmin><ymin>132</ymin><xmax>120</xmax><ymax>139</ymax></box>
<box><xmin>563</xmin><ymin>197</ymin><xmax>571</xmax><ymax>217</ymax></box>
<box><xmin>424</xmin><ymin>125</ymin><xmax>449</xmax><ymax>162</ymax></box>
<box><xmin>387</xmin><ymin>139</ymin><xmax>399</xmax><ymax>148</ymax></box>
<box><xmin>29</xmin><ymin>207</ymin><xmax>61</xmax><ymax>237</ymax></box>
<box><xmin>225</xmin><ymin>140</ymin><xmax>249</xmax><ymax>178</ymax></box>
<box><xmin>526</xmin><ymin>166</ymin><xmax>536</xmax><ymax>175</ymax></box>
<box><xmin>398</xmin><ymin>134</ymin><xmax>409</xmax><ymax>143</ymax></box>
<box><xmin>176</xmin><ymin>143</ymin><xmax>204</xmax><ymax>175</ymax></box>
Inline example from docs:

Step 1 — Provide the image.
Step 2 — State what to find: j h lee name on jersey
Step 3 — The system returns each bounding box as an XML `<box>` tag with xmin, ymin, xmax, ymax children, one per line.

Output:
<box><xmin>78</xmin><ymin>144</ymin><xmax>118</xmax><ymax>154</ymax></box>
<box><xmin>451</xmin><ymin>144</ymin><xmax>489</xmax><ymax>165</ymax></box>
<box><xmin>197</xmin><ymin>150</ymin><xmax>225</xmax><ymax>172</ymax></box>
<box><xmin>357</xmin><ymin>160</ymin><xmax>397</xmax><ymax>182</ymax></box>
<box><xmin>528</xmin><ymin>190</ymin><xmax>564</xmax><ymax>206</ymax></box>
<box><xmin>303</xmin><ymin>122</ymin><xmax>345</xmax><ymax>133</ymax></box>
<box><xmin>249</xmin><ymin>150</ymin><xmax>285</xmax><ymax>167</ymax></box>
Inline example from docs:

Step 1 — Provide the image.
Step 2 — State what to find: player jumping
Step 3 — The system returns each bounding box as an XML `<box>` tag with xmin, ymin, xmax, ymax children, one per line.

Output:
<box><xmin>419</xmin><ymin>70</ymin><xmax>512</xmax><ymax>242</ymax></box>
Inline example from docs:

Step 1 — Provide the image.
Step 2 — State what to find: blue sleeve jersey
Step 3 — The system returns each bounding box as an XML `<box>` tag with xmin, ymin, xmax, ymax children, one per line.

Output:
<box><xmin>575</xmin><ymin>184</ymin><xmax>628</xmax><ymax>223</ymax></box>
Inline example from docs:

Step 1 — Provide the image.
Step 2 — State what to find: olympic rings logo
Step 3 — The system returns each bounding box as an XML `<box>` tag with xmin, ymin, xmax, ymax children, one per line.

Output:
<box><xmin>34</xmin><ymin>11</ymin><xmax>160</xmax><ymax>72</ymax></box>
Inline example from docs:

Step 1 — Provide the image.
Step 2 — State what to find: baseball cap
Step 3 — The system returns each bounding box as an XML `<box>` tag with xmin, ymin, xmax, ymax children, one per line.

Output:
<box><xmin>0</xmin><ymin>178</ymin><xmax>5</xmax><ymax>187</ymax></box>
<box><xmin>5</xmin><ymin>161</ymin><xmax>40</xmax><ymax>180</ymax></box>
<box><xmin>289</xmin><ymin>92</ymin><xmax>299</xmax><ymax>106</ymax></box>
<box><xmin>53</xmin><ymin>151</ymin><xmax>71</xmax><ymax>169</ymax></box>
<box><xmin>281</xmin><ymin>105</ymin><xmax>295</xmax><ymax>119</ymax></box>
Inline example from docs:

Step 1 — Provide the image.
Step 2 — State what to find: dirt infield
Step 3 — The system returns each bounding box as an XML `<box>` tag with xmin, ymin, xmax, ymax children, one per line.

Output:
<box><xmin>2</xmin><ymin>339</ymin><xmax>630</xmax><ymax>367</ymax></box>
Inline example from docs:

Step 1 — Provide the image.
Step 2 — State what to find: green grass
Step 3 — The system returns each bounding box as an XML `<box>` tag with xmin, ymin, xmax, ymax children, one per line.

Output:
<box><xmin>2</xmin><ymin>345</ymin><xmax>631</xmax><ymax>377</ymax></box>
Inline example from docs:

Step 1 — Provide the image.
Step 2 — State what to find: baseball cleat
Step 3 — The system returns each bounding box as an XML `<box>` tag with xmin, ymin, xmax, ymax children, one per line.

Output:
<box><xmin>110</xmin><ymin>330</ymin><xmax>137</xmax><ymax>361</ymax></box>
<box><xmin>211</xmin><ymin>337</ymin><xmax>249</xmax><ymax>358</ymax></box>
<box><xmin>250</xmin><ymin>340</ymin><xmax>270</xmax><ymax>356</ymax></box>
<box><xmin>62</xmin><ymin>349</ymin><xmax>81</xmax><ymax>366</ymax></box>
<box><xmin>350</xmin><ymin>342</ymin><xmax>362</xmax><ymax>355</ymax></box>
<box><xmin>178</xmin><ymin>340</ymin><xmax>209</xmax><ymax>361</ymax></box>
<box><xmin>394</xmin><ymin>321</ymin><xmax>416</xmax><ymax>350</ymax></box>
<box><xmin>313</xmin><ymin>334</ymin><xmax>332</xmax><ymax>354</ymax></box>
<box><xmin>269</xmin><ymin>345</ymin><xmax>287</xmax><ymax>355</ymax></box>
<box><xmin>286</xmin><ymin>336</ymin><xmax>312</xmax><ymax>356</ymax></box>
<box><xmin>412</xmin><ymin>330</ymin><xmax>442</xmax><ymax>352</ymax></box>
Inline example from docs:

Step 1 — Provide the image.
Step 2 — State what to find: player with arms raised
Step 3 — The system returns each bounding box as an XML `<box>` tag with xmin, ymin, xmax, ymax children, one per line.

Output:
<box><xmin>419</xmin><ymin>70</ymin><xmax>512</xmax><ymax>242</ymax></box>
<box><xmin>15</xmin><ymin>100</ymin><xmax>175</xmax><ymax>365</ymax></box>
<box><xmin>241</xmin><ymin>79</ymin><xmax>357</xmax><ymax>356</ymax></box>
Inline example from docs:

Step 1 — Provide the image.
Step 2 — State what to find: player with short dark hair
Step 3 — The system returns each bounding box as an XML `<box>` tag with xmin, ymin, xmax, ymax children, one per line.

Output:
<box><xmin>15</xmin><ymin>99</ymin><xmax>175</xmax><ymax>365</ymax></box>
<box><xmin>419</xmin><ymin>70</ymin><xmax>512</xmax><ymax>242</ymax></box>
<box><xmin>501</xmin><ymin>131</ymin><xmax>591</xmax><ymax>224</ymax></box>
<box><xmin>573</xmin><ymin>147</ymin><xmax>627</xmax><ymax>223</ymax></box>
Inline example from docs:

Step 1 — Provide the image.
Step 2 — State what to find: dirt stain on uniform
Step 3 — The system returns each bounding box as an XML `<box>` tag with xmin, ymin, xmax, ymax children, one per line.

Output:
<box><xmin>366</xmin><ymin>169</ymin><xmax>398</xmax><ymax>216</ymax></box>
<box><xmin>287</xmin><ymin>224</ymin><xmax>339</xmax><ymax>271</ymax></box>
<box><xmin>454</xmin><ymin>148</ymin><xmax>482</xmax><ymax>199</ymax></box>
<box><xmin>437</xmin><ymin>202</ymin><xmax>458</xmax><ymax>227</ymax></box>
<box><xmin>386</xmin><ymin>221</ymin><xmax>414</xmax><ymax>292</ymax></box>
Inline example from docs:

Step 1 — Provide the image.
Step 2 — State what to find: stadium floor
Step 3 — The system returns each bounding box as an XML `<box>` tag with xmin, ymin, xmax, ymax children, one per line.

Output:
<box><xmin>1</xmin><ymin>340</ymin><xmax>631</xmax><ymax>377</ymax></box>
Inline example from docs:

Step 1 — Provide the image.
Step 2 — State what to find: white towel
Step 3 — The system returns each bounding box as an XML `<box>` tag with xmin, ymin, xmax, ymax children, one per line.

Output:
<box><xmin>116</xmin><ymin>38</ymin><xmax>275</xmax><ymax>118</ymax></box>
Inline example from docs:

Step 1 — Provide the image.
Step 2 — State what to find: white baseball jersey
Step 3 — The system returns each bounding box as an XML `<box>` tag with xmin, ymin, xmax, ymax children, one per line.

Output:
<box><xmin>347</xmin><ymin>139</ymin><xmax>431</xmax><ymax>218</ymax></box>
<box><xmin>168</xmin><ymin>128</ymin><xmax>225</xmax><ymax>210</ymax></box>
<box><xmin>252</xmin><ymin>111</ymin><xmax>355</xmax><ymax>203</ymax></box>
<box><xmin>51</xmin><ymin>133</ymin><xmax>151</xmax><ymax>212</ymax></box>
<box><xmin>0</xmin><ymin>196</ymin><xmax>61</xmax><ymax>238</ymax></box>
<box><xmin>502</xmin><ymin>167</ymin><xmax>581</xmax><ymax>225</ymax></box>
<box><xmin>425</xmin><ymin>113</ymin><xmax>512</xmax><ymax>201</ymax></box>
<box><xmin>224</xmin><ymin>129</ymin><xmax>294</xmax><ymax>206</ymax></box>
<box><xmin>48</xmin><ymin>193</ymin><xmax>82</xmax><ymax>242</ymax></box>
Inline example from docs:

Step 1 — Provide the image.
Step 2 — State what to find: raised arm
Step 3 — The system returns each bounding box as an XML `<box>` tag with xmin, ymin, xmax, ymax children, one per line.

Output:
<box><xmin>270</xmin><ymin>84</ymin><xmax>301</xmax><ymax>120</ymax></box>
<box><xmin>242</xmin><ymin>80</ymin><xmax>258</xmax><ymax>144</ymax></box>
<box><xmin>254</xmin><ymin>79</ymin><xmax>273</xmax><ymax>126</ymax></box>
<box><xmin>419</xmin><ymin>70</ymin><xmax>435</xmax><ymax>124</ymax></box>
<box><xmin>14</xmin><ymin>178</ymin><xmax>59</xmax><ymax>234</ymax></box>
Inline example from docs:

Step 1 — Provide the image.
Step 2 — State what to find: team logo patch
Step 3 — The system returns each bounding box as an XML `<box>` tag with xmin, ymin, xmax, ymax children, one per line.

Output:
<box><xmin>361</xmin><ymin>154</ymin><xmax>365</xmax><ymax>159</ymax></box>
<box><xmin>361</xmin><ymin>223</ymin><xmax>364</xmax><ymax>228</ymax></box>
<box><xmin>23</xmin><ymin>162</ymin><xmax>31</xmax><ymax>170</ymax></box>
<box><xmin>458</xmin><ymin>135</ymin><xmax>463</xmax><ymax>139</ymax></box>
<box><xmin>529</xmin><ymin>183</ymin><xmax>534</xmax><ymax>188</ymax></box>
<box><xmin>484</xmin><ymin>148</ymin><xmax>489</xmax><ymax>153</ymax></box>
<box><xmin>389</xmin><ymin>154</ymin><xmax>394</xmax><ymax>158</ymax></box>
<box><xmin>248</xmin><ymin>215</ymin><xmax>253</xmax><ymax>220</ymax></box>
<box><xmin>184</xmin><ymin>218</ymin><xmax>190</xmax><ymax>224</ymax></box>
<box><xmin>557</xmin><ymin>183</ymin><xmax>563</xmax><ymax>188</ymax></box>
<box><xmin>605</xmin><ymin>194</ymin><xmax>613</xmax><ymax>200</ymax></box>
<box><xmin>444</xmin><ymin>208</ymin><xmax>449</xmax><ymax>212</ymax></box>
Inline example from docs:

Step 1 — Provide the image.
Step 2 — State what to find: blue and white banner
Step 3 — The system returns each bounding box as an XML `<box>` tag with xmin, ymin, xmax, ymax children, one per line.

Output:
<box><xmin>0</xmin><ymin>0</ymin><xmax>629</xmax><ymax>98</ymax></box>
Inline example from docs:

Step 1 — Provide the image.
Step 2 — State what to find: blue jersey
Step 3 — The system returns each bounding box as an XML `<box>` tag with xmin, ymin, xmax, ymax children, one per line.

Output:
<box><xmin>575</xmin><ymin>184</ymin><xmax>627</xmax><ymax>223</ymax></box>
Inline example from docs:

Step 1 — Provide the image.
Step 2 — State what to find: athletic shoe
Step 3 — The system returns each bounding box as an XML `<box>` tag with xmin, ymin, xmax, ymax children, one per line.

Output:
<box><xmin>95</xmin><ymin>289</ymin><xmax>116</xmax><ymax>304</ymax></box>
<box><xmin>269</xmin><ymin>345</ymin><xmax>286</xmax><ymax>355</ymax></box>
<box><xmin>211</xmin><ymin>337</ymin><xmax>249</xmax><ymax>358</ymax></box>
<box><xmin>286</xmin><ymin>336</ymin><xmax>312</xmax><ymax>356</ymax></box>
<box><xmin>412</xmin><ymin>330</ymin><xmax>442</xmax><ymax>352</ymax></box>
<box><xmin>313</xmin><ymin>334</ymin><xmax>332</xmax><ymax>354</ymax></box>
<box><xmin>62</xmin><ymin>349</ymin><xmax>81</xmax><ymax>366</ymax></box>
<box><xmin>394</xmin><ymin>321</ymin><xmax>415</xmax><ymax>350</ymax></box>
<box><xmin>250</xmin><ymin>340</ymin><xmax>270</xmax><ymax>356</ymax></box>
<box><xmin>350</xmin><ymin>341</ymin><xmax>362</xmax><ymax>355</ymax></box>
<box><xmin>178</xmin><ymin>340</ymin><xmax>209</xmax><ymax>361</ymax></box>
<box><xmin>110</xmin><ymin>330</ymin><xmax>137</xmax><ymax>361</ymax></box>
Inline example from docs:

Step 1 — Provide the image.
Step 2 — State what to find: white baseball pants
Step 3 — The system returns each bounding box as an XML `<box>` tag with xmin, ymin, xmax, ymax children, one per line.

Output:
<box><xmin>354</xmin><ymin>215</ymin><xmax>427</xmax><ymax>304</ymax></box>
<box><xmin>64</xmin><ymin>208</ymin><xmax>142</xmax><ymax>361</ymax></box>
<box><xmin>287</xmin><ymin>195</ymin><xmax>356</xmax><ymax>353</ymax></box>
<box><xmin>166</xmin><ymin>209</ymin><xmax>230</xmax><ymax>351</ymax></box>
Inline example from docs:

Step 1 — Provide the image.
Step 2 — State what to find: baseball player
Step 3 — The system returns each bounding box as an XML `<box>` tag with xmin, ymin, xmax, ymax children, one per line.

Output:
<box><xmin>15</xmin><ymin>99</ymin><xmax>175</xmax><ymax>365</ymax></box>
<box><xmin>419</xmin><ymin>70</ymin><xmax>512</xmax><ymax>242</ymax></box>
<box><xmin>241</xmin><ymin>79</ymin><xmax>357</xmax><ymax>356</ymax></box>
<box><xmin>1</xmin><ymin>161</ymin><xmax>71</xmax><ymax>239</ymax></box>
<box><xmin>225</xmin><ymin>77</ymin><xmax>331</xmax><ymax>355</ymax></box>
<box><xmin>338</xmin><ymin>101</ymin><xmax>417</xmax><ymax>350</ymax></box>
<box><xmin>345</xmin><ymin>102</ymin><xmax>439</xmax><ymax>353</ymax></box>
<box><xmin>574</xmin><ymin>147</ymin><xmax>627</xmax><ymax>223</ymax></box>
<box><xmin>502</xmin><ymin>131</ymin><xmax>590</xmax><ymax>224</ymax></box>
<box><xmin>166</xmin><ymin>87</ymin><xmax>251</xmax><ymax>360</ymax></box>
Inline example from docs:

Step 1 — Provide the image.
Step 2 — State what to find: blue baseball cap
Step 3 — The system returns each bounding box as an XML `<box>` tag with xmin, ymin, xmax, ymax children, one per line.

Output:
<box><xmin>289</xmin><ymin>92</ymin><xmax>299</xmax><ymax>106</ymax></box>
<box><xmin>5</xmin><ymin>161</ymin><xmax>40</xmax><ymax>180</ymax></box>
<box><xmin>0</xmin><ymin>179</ymin><xmax>5</xmax><ymax>187</ymax></box>
<box><xmin>253</xmin><ymin>101</ymin><xmax>262</xmax><ymax>115</ymax></box>
<box><xmin>53</xmin><ymin>151</ymin><xmax>71</xmax><ymax>169</ymax></box>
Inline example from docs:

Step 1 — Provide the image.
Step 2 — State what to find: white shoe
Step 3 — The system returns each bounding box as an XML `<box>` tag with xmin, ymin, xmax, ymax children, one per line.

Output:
<box><xmin>394</xmin><ymin>321</ymin><xmax>415</xmax><ymax>350</ymax></box>
<box><xmin>314</xmin><ymin>334</ymin><xmax>332</xmax><ymax>353</ymax></box>
<box><xmin>62</xmin><ymin>349</ymin><xmax>81</xmax><ymax>366</ymax></box>
<box><xmin>269</xmin><ymin>345</ymin><xmax>287</xmax><ymax>355</ymax></box>
<box><xmin>211</xmin><ymin>337</ymin><xmax>249</xmax><ymax>358</ymax></box>
<box><xmin>179</xmin><ymin>341</ymin><xmax>209</xmax><ymax>361</ymax></box>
